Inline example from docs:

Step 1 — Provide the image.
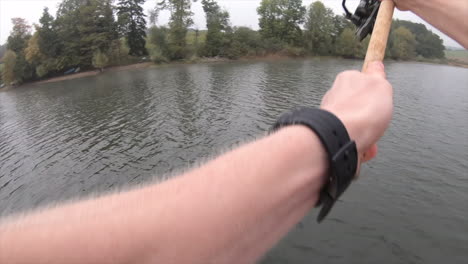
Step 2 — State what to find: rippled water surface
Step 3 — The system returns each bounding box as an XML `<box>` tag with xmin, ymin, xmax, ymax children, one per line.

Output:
<box><xmin>1</xmin><ymin>58</ymin><xmax>467</xmax><ymax>263</ymax></box>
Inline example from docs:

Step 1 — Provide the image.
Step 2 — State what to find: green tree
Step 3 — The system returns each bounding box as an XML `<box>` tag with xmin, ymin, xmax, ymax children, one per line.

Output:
<box><xmin>1</xmin><ymin>50</ymin><xmax>17</xmax><ymax>85</ymax></box>
<box><xmin>226</xmin><ymin>27</ymin><xmax>263</xmax><ymax>59</ymax></box>
<box><xmin>26</xmin><ymin>32</ymin><xmax>56</xmax><ymax>78</ymax></box>
<box><xmin>146</xmin><ymin>26</ymin><xmax>170</xmax><ymax>63</ymax></box>
<box><xmin>202</xmin><ymin>0</ymin><xmax>231</xmax><ymax>57</ymax></box>
<box><xmin>7</xmin><ymin>18</ymin><xmax>32</xmax><ymax>53</ymax></box>
<box><xmin>118</xmin><ymin>0</ymin><xmax>148</xmax><ymax>57</ymax></box>
<box><xmin>6</xmin><ymin>18</ymin><xmax>35</xmax><ymax>83</ymax></box>
<box><xmin>335</xmin><ymin>28</ymin><xmax>360</xmax><ymax>58</ymax></box>
<box><xmin>34</xmin><ymin>8</ymin><xmax>62</xmax><ymax>77</ymax></box>
<box><xmin>52</xmin><ymin>0</ymin><xmax>120</xmax><ymax>69</ymax></box>
<box><xmin>57</xmin><ymin>0</ymin><xmax>87</xmax><ymax>68</ymax></box>
<box><xmin>417</xmin><ymin>32</ymin><xmax>445</xmax><ymax>59</ymax></box>
<box><xmin>332</xmin><ymin>15</ymin><xmax>354</xmax><ymax>43</ymax></box>
<box><xmin>92</xmin><ymin>50</ymin><xmax>110</xmax><ymax>71</ymax></box>
<box><xmin>257</xmin><ymin>0</ymin><xmax>306</xmax><ymax>46</ymax></box>
<box><xmin>79</xmin><ymin>0</ymin><xmax>119</xmax><ymax>66</ymax></box>
<box><xmin>390</xmin><ymin>26</ymin><xmax>417</xmax><ymax>60</ymax></box>
<box><xmin>304</xmin><ymin>1</ymin><xmax>336</xmax><ymax>55</ymax></box>
<box><xmin>393</xmin><ymin>20</ymin><xmax>445</xmax><ymax>59</ymax></box>
<box><xmin>156</xmin><ymin>0</ymin><xmax>195</xmax><ymax>60</ymax></box>
<box><xmin>37</xmin><ymin>8</ymin><xmax>60</xmax><ymax>59</ymax></box>
<box><xmin>55</xmin><ymin>0</ymin><xmax>85</xmax><ymax>70</ymax></box>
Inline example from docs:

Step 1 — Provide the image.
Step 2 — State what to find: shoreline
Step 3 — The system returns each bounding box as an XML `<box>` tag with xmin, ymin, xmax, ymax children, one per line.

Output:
<box><xmin>31</xmin><ymin>62</ymin><xmax>155</xmax><ymax>85</ymax></box>
<box><xmin>0</xmin><ymin>62</ymin><xmax>154</xmax><ymax>91</ymax></box>
<box><xmin>2</xmin><ymin>56</ymin><xmax>467</xmax><ymax>90</ymax></box>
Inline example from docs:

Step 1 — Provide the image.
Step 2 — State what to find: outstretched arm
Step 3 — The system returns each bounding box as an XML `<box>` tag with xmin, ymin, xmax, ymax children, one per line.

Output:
<box><xmin>393</xmin><ymin>0</ymin><xmax>468</xmax><ymax>48</ymax></box>
<box><xmin>0</xmin><ymin>62</ymin><xmax>392</xmax><ymax>264</ymax></box>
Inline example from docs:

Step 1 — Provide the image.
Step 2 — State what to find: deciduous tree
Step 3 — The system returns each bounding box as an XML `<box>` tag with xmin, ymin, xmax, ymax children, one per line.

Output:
<box><xmin>257</xmin><ymin>0</ymin><xmax>306</xmax><ymax>46</ymax></box>
<box><xmin>92</xmin><ymin>50</ymin><xmax>110</xmax><ymax>71</ymax></box>
<box><xmin>390</xmin><ymin>26</ymin><xmax>417</xmax><ymax>60</ymax></box>
<box><xmin>7</xmin><ymin>18</ymin><xmax>32</xmax><ymax>53</ymax></box>
<box><xmin>304</xmin><ymin>1</ymin><xmax>335</xmax><ymax>55</ymax></box>
<box><xmin>1</xmin><ymin>50</ymin><xmax>17</xmax><ymax>85</ymax></box>
<box><xmin>156</xmin><ymin>0</ymin><xmax>195</xmax><ymax>60</ymax></box>
<box><xmin>202</xmin><ymin>0</ymin><xmax>231</xmax><ymax>57</ymax></box>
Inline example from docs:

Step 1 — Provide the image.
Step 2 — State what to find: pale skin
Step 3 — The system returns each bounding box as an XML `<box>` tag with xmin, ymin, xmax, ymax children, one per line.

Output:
<box><xmin>1</xmin><ymin>1</ymin><xmax>467</xmax><ymax>263</ymax></box>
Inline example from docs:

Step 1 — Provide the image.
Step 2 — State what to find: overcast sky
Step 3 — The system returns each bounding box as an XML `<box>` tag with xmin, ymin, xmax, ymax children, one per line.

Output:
<box><xmin>0</xmin><ymin>0</ymin><xmax>463</xmax><ymax>48</ymax></box>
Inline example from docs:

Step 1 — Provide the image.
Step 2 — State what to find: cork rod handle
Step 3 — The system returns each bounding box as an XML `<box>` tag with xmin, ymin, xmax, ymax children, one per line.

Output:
<box><xmin>362</xmin><ymin>0</ymin><xmax>395</xmax><ymax>72</ymax></box>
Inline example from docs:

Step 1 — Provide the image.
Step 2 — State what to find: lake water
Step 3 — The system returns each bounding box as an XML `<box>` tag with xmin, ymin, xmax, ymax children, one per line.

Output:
<box><xmin>0</xmin><ymin>58</ymin><xmax>467</xmax><ymax>263</ymax></box>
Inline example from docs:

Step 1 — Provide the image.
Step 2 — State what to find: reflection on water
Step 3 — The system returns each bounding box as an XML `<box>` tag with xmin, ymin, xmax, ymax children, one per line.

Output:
<box><xmin>0</xmin><ymin>59</ymin><xmax>467</xmax><ymax>263</ymax></box>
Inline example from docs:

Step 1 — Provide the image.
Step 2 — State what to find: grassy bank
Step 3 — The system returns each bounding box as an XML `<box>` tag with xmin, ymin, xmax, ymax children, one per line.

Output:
<box><xmin>445</xmin><ymin>50</ymin><xmax>468</xmax><ymax>68</ymax></box>
<box><xmin>2</xmin><ymin>54</ymin><xmax>467</xmax><ymax>91</ymax></box>
<box><xmin>0</xmin><ymin>63</ymin><xmax>154</xmax><ymax>90</ymax></box>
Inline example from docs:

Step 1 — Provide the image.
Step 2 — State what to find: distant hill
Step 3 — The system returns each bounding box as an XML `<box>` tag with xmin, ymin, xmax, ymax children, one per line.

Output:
<box><xmin>446</xmin><ymin>46</ymin><xmax>465</xmax><ymax>51</ymax></box>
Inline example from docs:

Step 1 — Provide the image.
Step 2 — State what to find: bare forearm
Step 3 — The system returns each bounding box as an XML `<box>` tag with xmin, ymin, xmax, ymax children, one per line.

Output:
<box><xmin>406</xmin><ymin>0</ymin><xmax>468</xmax><ymax>48</ymax></box>
<box><xmin>0</xmin><ymin>126</ymin><xmax>327</xmax><ymax>264</ymax></box>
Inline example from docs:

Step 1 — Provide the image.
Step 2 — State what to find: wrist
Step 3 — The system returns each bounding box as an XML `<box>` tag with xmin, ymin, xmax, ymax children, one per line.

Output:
<box><xmin>272</xmin><ymin>107</ymin><xmax>360</xmax><ymax>221</ymax></box>
<box><xmin>319</xmin><ymin>107</ymin><xmax>367</xmax><ymax>155</ymax></box>
<box><xmin>274</xmin><ymin>126</ymin><xmax>329</xmax><ymax>190</ymax></box>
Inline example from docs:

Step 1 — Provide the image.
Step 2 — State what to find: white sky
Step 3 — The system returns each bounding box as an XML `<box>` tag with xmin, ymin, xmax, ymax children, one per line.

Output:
<box><xmin>0</xmin><ymin>0</ymin><xmax>463</xmax><ymax>48</ymax></box>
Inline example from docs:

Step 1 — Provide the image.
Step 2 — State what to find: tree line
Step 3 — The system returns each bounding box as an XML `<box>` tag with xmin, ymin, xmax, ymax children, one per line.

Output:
<box><xmin>0</xmin><ymin>0</ymin><xmax>445</xmax><ymax>86</ymax></box>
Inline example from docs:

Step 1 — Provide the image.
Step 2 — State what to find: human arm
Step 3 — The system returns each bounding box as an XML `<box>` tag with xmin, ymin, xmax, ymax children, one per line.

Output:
<box><xmin>0</xmin><ymin>126</ymin><xmax>328</xmax><ymax>264</ymax></box>
<box><xmin>0</xmin><ymin>62</ymin><xmax>393</xmax><ymax>264</ymax></box>
<box><xmin>393</xmin><ymin>0</ymin><xmax>468</xmax><ymax>48</ymax></box>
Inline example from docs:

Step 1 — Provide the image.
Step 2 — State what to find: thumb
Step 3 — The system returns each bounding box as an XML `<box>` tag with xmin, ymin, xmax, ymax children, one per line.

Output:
<box><xmin>364</xmin><ymin>61</ymin><xmax>386</xmax><ymax>79</ymax></box>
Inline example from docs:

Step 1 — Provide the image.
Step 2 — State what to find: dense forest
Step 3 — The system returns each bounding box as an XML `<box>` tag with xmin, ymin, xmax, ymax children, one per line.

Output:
<box><xmin>0</xmin><ymin>0</ymin><xmax>445</xmax><ymax>86</ymax></box>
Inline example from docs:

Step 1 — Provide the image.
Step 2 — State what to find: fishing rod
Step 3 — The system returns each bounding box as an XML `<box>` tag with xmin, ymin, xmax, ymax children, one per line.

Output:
<box><xmin>343</xmin><ymin>0</ymin><xmax>395</xmax><ymax>71</ymax></box>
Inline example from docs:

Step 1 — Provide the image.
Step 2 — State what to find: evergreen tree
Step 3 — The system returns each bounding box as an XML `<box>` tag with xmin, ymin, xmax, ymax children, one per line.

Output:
<box><xmin>55</xmin><ymin>0</ymin><xmax>84</xmax><ymax>69</ymax></box>
<box><xmin>37</xmin><ymin>8</ymin><xmax>60</xmax><ymax>58</ymax></box>
<box><xmin>29</xmin><ymin>8</ymin><xmax>62</xmax><ymax>78</ymax></box>
<box><xmin>79</xmin><ymin>0</ymin><xmax>119</xmax><ymax>66</ymax></box>
<box><xmin>118</xmin><ymin>0</ymin><xmax>148</xmax><ymax>56</ymax></box>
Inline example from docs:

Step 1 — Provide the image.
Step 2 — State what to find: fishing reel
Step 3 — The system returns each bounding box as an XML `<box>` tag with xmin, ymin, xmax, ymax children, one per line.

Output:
<box><xmin>343</xmin><ymin>0</ymin><xmax>381</xmax><ymax>41</ymax></box>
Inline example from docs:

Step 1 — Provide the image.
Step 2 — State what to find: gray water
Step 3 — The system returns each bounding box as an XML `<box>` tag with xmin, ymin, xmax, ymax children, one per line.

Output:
<box><xmin>0</xmin><ymin>58</ymin><xmax>467</xmax><ymax>263</ymax></box>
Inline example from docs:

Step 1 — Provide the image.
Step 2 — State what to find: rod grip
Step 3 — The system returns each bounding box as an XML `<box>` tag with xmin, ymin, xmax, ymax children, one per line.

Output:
<box><xmin>362</xmin><ymin>0</ymin><xmax>395</xmax><ymax>72</ymax></box>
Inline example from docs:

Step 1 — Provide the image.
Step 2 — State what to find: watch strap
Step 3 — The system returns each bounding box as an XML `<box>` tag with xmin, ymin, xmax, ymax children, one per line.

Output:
<box><xmin>272</xmin><ymin>107</ymin><xmax>358</xmax><ymax>222</ymax></box>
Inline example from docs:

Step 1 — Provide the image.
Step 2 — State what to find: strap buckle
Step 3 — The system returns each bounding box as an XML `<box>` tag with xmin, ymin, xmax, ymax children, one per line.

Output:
<box><xmin>317</xmin><ymin>141</ymin><xmax>358</xmax><ymax>222</ymax></box>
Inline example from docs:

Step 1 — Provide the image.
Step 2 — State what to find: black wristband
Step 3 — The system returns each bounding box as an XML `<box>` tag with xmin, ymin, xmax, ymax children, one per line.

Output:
<box><xmin>272</xmin><ymin>107</ymin><xmax>358</xmax><ymax>222</ymax></box>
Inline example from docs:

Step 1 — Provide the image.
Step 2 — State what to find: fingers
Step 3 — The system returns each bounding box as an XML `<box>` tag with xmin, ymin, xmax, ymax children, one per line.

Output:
<box><xmin>364</xmin><ymin>61</ymin><xmax>386</xmax><ymax>79</ymax></box>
